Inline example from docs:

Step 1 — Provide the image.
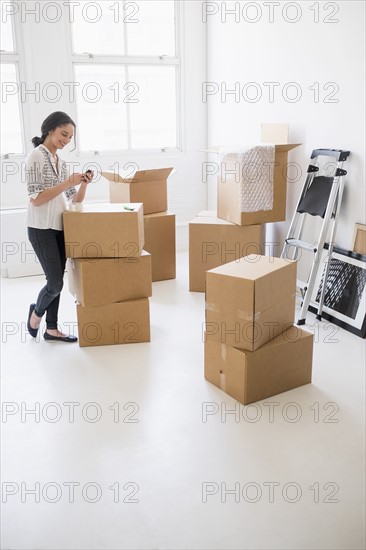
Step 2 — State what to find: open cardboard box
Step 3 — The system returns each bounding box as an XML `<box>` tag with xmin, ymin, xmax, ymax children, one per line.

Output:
<box><xmin>103</xmin><ymin>168</ymin><xmax>173</xmax><ymax>215</ymax></box>
<box><xmin>217</xmin><ymin>143</ymin><xmax>301</xmax><ymax>226</ymax></box>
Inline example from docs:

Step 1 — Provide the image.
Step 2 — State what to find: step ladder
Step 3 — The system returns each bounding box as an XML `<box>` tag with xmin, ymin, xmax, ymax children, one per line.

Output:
<box><xmin>281</xmin><ymin>148</ymin><xmax>350</xmax><ymax>325</ymax></box>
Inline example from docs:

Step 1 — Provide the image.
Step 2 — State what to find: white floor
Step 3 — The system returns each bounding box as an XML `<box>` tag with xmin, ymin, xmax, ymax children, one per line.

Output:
<box><xmin>1</xmin><ymin>251</ymin><xmax>365</xmax><ymax>550</ymax></box>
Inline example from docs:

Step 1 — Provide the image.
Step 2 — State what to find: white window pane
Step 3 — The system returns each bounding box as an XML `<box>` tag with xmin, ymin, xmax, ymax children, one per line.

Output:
<box><xmin>129</xmin><ymin>66</ymin><xmax>177</xmax><ymax>149</ymax></box>
<box><xmin>127</xmin><ymin>1</ymin><xmax>176</xmax><ymax>56</ymax></box>
<box><xmin>71</xmin><ymin>1</ymin><xmax>125</xmax><ymax>55</ymax></box>
<box><xmin>0</xmin><ymin>14</ymin><xmax>14</xmax><ymax>52</ymax></box>
<box><xmin>0</xmin><ymin>64</ymin><xmax>23</xmax><ymax>155</ymax></box>
<box><xmin>74</xmin><ymin>65</ymin><xmax>128</xmax><ymax>151</ymax></box>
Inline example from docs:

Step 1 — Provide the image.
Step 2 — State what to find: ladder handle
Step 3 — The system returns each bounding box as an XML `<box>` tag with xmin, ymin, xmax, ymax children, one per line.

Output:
<box><xmin>311</xmin><ymin>149</ymin><xmax>350</xmax><ymax>162</ymax></box>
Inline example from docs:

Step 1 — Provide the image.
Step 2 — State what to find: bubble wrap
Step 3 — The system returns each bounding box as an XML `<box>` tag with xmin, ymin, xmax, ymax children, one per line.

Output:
<box><xmin>221</xmin><ymin>145</ymin><xmax>275</xmax><ymax>213</ymax></box>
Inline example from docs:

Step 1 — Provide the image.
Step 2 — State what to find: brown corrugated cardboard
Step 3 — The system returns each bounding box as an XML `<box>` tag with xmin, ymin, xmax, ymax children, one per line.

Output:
<box><xmin>144</xmin><ymin>212</ymin><xmax>176</xmax><ymax>281</ymax></box>
<box><xmin>189</xmin><ymin>214</ymin><xmax>262</xmax><ymax>292</ymax></box>
<box><xmin>352</xmin><ymin>223</ymin><xmax>366</xmax><ymax>255</ymax></box>
<box><xmin>205</xmin><ymin>255</ymin><xmax>297</xmax><ymax>351</ymax></box>
<box><xmin>67</xmin><ymin>250</ymin><xmax>152</xmax><ymax>307</ymax></box>
<box><xmin>76</xmin><ymin>298</ymin><xmax>150</xmax><ymax>347</ymax></box>
<box><xmin>63</xmin><ymin>203</ymin><xmax>144</xmax><ymax>258</ymax></box>
<box><xmin>204</xmin><ymin>326</ymin><xmax>313</xmax><ymax>405</ymax></box>
<box><xmin>217</xmin><ymin>144</ymin><xmax>301</xmax><ymax>226</ymax></box>
<box><xmin>103</xmin><ymin>168</ymin><xmax>173</xmax><ymax>215</ymax></box>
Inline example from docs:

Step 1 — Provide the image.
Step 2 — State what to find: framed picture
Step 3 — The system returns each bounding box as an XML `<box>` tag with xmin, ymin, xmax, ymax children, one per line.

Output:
<box><xmin>352</xmin><ymin>223</ymin><xmax>366</xmax><ymax>255</ymax></box>
<box><xmin>309</xmin><ymin>246</ymin><xmax>366</xmax><ymax>338</ymax></box>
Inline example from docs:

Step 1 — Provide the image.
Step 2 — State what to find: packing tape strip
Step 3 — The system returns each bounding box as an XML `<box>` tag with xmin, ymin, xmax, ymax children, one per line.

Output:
<box><xmin>219</xmin><ymin>370</ymin><xmax>226</xmax><ymax>392</ymax></box>
<box><xmin>221</xmin><ymin>343</ymin><xmax>227</xmax><ymax>361</ymax></box>
<box><xmin>207</xmin><ymin>292</ymin><xmax>296</xmax><ymax>319</ymax></box>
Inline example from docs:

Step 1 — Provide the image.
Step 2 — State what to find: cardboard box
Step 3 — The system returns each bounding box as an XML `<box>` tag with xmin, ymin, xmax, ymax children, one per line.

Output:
<box><xmin>76</xmin><ymin>298</ymin><xmax>150</xmax><ymax>347</ymax></box>
<box><xmin>352</xmin><ymin>223</ymin><xmax>366</xmax><ymax>255</ymax></box>
<box><xmin>189</xmin><ymin>213</ymin><xmax>262</xmax><ymax>292</ymax></box>
<box><xmin>217</xmin><ymin>144</ymin><xmax>301</xmax><ymax>226</ymax></box>
<box><xmin>103</xmin><ymin>168</ymin><xmax>173</xmax><ymax>215</ymax></box>
<box><xmin>144</xmin><ymin>212</ymin><xmax>176</xmax><ymax>281</ymax></box>
<box><xmin>67</xmin><ymin>251</ymin><xmax>152</xmax><ymax>307</ymax></box>
<box><xmin>204</xmin><ymin>326</ymin><xmax>313</xmax><ymax>405</ymax></box>
<box><xmin>205</xmin><ymin>255</ymin><xmax>296</xmax><ymax>351</ymax></box>
<box><xmin>63</xmin><ymin>203</ymin><xmax>144</xmax><ymax>259</ymax></box>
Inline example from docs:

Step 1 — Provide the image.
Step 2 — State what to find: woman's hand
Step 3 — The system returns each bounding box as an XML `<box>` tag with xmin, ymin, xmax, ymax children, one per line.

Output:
<box><xmin>82</xmin><ymin>170</ymin><xmax>94</xmax><ymax>184</ymax></box>
<box><xmin>72</xmin><ymin>171</ymin><xmax>94</xmax><ymax>204</ymax></box>
<box><xmin>66</xmin><ymin>173</ymin><xmax>88</xmax><ymax>187</ymax></box>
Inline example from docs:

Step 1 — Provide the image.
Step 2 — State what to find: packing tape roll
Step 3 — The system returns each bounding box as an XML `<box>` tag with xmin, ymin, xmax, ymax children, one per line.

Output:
<box><xmin>69</xmin><ymin>203</ymin><xmax>83</xmax><ymax>212</ymax></box>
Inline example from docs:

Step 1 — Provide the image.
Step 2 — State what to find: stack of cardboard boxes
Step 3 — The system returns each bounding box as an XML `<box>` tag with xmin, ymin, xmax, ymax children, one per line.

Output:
<box><xmin>189</xmin><ymin>124</ymin><xmax>300</xmax><ymax>292</ymax></box>
<box><xmin>64</xmin><ymin>203</ymin><xmax>151</xmax><ymax>347</ymax></box>
<box><xmin>204</xmin><ymin>255</ymin><xmax>314</xmax><ymax>405</ymax></box>
<box><xmin>103</xmin><ymin>168</ymin><xmax>176</xmax><ymax>282</ymax></box>
<box><xmin>201</xmin><ymin>125</ymin><xmax>313</xmax><ymax>403</ymax></box>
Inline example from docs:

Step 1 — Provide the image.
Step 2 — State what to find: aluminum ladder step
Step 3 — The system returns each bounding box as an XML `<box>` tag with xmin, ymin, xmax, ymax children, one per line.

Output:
<box><xmin>285</xmin><ymin>238</ymin><xmax>317</xmax><ymax>253</ymax></box>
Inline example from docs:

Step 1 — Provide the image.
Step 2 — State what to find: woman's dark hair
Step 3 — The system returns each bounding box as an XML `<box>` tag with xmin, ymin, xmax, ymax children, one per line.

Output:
<box><xmin>31</xmin><ymin>111</ymin><xmax>76</xmax><ymax>149</ymax></box>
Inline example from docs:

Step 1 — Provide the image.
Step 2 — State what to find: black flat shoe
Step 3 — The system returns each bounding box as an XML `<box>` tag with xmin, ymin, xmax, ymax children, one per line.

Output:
<box><xmin>27</xmin><ymin>303</ymin><xmax>38</xmax><ymax>337</ymax></box>
<box><xmin>44</xmin><ymin>332</ymin><xmax>78</xmax><ymax>343</ymax></box>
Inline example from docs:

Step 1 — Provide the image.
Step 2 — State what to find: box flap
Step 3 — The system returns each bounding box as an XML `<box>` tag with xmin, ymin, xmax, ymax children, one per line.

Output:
<box><xmin>274</xmin><ymin>144</ymin><xmax>301</xmax><ymax>152</ymax></box>
<box><xmin>130</xmin><ymin>167</ymin><xmax>174</xmax><ymax>183</ymax></box>
<box><xmin>101</xmin><ymin>171</ymin><xmax>125</xmax><ymax>183</ymax></box>
<box><xmin>102</xmin><ymin>168</ymin><xmax>174</xmax><ymax>184</ymax></box>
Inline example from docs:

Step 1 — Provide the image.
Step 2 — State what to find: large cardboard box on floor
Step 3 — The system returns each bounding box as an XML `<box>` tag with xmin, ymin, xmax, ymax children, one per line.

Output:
<box><xmin>204</xmin><ymin>326</ymin><xmax>313</xmax><ymax>405</ymax></box>
<box><xmin>67</xmin><ymin>251</ymin><xmax>152</xmax><ymax>307</ymax></box>
<box><xmin>189</xmin><ymin>212</ymin><xmax>262</xmax><ymax>292</ymax></box>
<box><xmin>103</xmin><ymin>168</ymin><xmax>173</xmax><ymax>215</ymax></box>
<box><xmin>205</xmin><ymin>255</ymin><xmax>296</xmax><ymax>351</ymax></box>
<box><xmin>144</xmin><ymin>212</ymin><xmax>176</xmax><ymax>281</ymax></box>
<box><xmin>76</xmin><ymin>298</ymin><xmax>150</xmax><ymax>347</ymax></box>
<box><xmin>217</xmin><ymin>144</ymin><xmax>301</xmax><ymax>226</ymax></box>
<box><xmin>63</xmin><ymin>203</ymin><xmax>144</xmax><ymax>259</ymax></box>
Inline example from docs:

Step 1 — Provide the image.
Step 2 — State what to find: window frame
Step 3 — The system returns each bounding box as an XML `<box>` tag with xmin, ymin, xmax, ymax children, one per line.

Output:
<box><xmin>64</xmin><ymin>0</ymin><xmax>184</xmax><ymax>157</ymax></box>
<box><xmin>0</xmin><ymin>6</ymin><xmax>27</xmax><ymax>159</ymax></box>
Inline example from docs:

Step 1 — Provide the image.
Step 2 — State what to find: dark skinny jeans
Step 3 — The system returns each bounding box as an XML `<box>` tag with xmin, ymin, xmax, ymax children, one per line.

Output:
<box><xmin>27</xmin><ymin>227</ymin><xmax>66</xmax><ymax>329</ymax></box>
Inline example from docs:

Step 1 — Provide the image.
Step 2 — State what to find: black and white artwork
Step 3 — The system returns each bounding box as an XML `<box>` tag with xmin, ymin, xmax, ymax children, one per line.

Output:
<box><xmin>310</xmin><ymin>248</ymin><xmax>366</xmax><ymax>338</ymax></box>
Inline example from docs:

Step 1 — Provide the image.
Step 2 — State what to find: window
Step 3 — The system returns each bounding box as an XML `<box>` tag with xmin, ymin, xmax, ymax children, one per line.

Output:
<box><xmin>70</xmin><ymin>0</ymin><xmax>180</xmax><ymax>153</ymax></box>
<box><xmin>0</xmin><ymin>11</ymin><xmax>24</xmax><ymax>155</ymax></box>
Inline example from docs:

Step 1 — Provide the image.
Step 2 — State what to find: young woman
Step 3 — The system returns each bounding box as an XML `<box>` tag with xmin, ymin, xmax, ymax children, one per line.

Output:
<box><xmin>26</xmin><ymin>111</ymin><xmax>93</xmax><ymax>343</ymax></box>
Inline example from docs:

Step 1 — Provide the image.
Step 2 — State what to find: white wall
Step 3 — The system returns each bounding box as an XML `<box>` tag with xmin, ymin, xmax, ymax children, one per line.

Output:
<box><xmin>1</xmin><ymin>1</ymin><xmax>207</xmax><ymax>276</ymax></box>
<box><xmin>206</xmin><ymin>0</ymin><xmax>365</xmax><ymax>278</ymax></box>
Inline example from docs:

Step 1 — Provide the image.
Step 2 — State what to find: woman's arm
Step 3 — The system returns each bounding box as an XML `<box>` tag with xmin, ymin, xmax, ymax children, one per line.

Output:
<box><xmin>72</xmin><ymin>170</ymin><xmax>93</xmax><ymax>203</ymax></box>
<box><xmin>31</xmin><ymin>173</ymin><xmax>86</xmax><ymax>206</ymax></box>
<box><xmin>72</xmin><ymin>181</ymin><xmax>88</xmax><ymax>203</ymax></box>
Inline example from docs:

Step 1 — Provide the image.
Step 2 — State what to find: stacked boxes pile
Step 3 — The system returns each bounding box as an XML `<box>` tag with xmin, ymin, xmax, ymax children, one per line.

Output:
<box><xmin>200</xmin><ymin>126</ymin><xmax>311</xmax><ymax>403</ymax></box>
<box><xmin>204</xmin><ymin>255</ymin><xmax>314</xmax><ymax>404</ymax></box>
<box><xmin>64</xmin><ymin>203</ymin><xmax>151</xmax><ymax>347</ymax></box>
<box><xmin>103</xmin><ymin>168</ymin><xmax>176</xmax><ymax>281</ymax></box>
<box><xmin>189</xmin><ymin>124</ymin><xmax>300</xmax><ymax>292</ymax></box>
<box><xmin>188</xmin><ymin>148</ymin><xmax>301</xmax><ymax>291</ymax></box>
